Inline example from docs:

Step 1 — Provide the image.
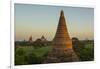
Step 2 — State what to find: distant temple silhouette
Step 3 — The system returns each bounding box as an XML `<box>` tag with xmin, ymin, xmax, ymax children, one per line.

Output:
<box><xmin>29</xmin><ymin>35</ymin><xmax>32</xmax><ymax>42</ymax></box>
<box><xmin>44</xmin><ymin>10</ymin><xmax>79</xmax><ymax>63</ymax></box>
<box><xmin>28</xmin><ymin>35</ymin><xmax>47</xmax><ymax>42</ymax></box>
<box><xmin>35</xmin><ymin>36</ymin><xmax>47</xmax><ymax>42</ymax></box>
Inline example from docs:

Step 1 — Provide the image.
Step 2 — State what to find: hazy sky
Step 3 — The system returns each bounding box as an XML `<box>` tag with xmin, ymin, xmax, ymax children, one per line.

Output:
<box><xmin>15</xmin><ymin>3</ymin><xmax>94</xmax><ymax>41</ymax></box>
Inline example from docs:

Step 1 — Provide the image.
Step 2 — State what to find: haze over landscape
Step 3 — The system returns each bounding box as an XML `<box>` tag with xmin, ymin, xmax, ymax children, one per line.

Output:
<box><xmin>15</xmin><ymin>4</ymin><xmax>94</xmax><ymax>41</ymax></box>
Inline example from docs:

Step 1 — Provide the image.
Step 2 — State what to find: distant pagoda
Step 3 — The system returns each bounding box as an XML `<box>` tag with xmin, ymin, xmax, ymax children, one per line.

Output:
<box><xmin>34</xmin><ymin>35</ymin><xmax>47</xmax><ymax>43</ymax></box>
<box><xmin>44</xmin><ymin>10</ymin><xmax>79</xmax><ymax>63</ymax></box>
<box><xmin>41</xmin><ymin>36</ymin><xmax>47</xmax><ymax>42</ymax></box>
<box><xmin>29</xmin><ymin>35</ymin><xmax>32</xmax><ymax>42</ymax></box>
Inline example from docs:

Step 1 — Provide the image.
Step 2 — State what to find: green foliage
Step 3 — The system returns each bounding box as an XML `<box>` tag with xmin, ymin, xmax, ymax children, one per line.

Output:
<box><xmin>15</xmin><ymin>48</ymin><xmax>25</xmax><ymax>56</ymax></box>
<box><xmin>72</xmin><ymin>39</ymin><xmax>94</xmax><ymax>61</ymax></box>
<box><xmin>15</xmin><ymin>46</ymin><xmax>52</xmax><ymax>65</ymax></box>
<box><xmin>15</xmin><ymin>39</ymin><xmax>94</xmax><ymax>65</ymax></box>
<box><xmin>15</xmin><ymin>55</ymin><xmax>27</xmax><ymax>65</ymax></box>
<box><xmin>24</xmin><ymin>52</ymin><xmax>46</xmax><ymax>64</ymax></box>
<box><xmin>15</xmin><ymin>48</ymin><xmax>27</xmax><ymax>65</ymax></box>
<box><xmin>79</xmin><ymin>47</ymin><xmax>94</xmax><ymax>61</ymax></box>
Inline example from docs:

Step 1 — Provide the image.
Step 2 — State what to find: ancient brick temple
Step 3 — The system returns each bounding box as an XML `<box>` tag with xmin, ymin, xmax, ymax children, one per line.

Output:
<box><xmin>44</xmin><ymin>10</ymin><xmax>79</xmax><ymax>63</ymax></box>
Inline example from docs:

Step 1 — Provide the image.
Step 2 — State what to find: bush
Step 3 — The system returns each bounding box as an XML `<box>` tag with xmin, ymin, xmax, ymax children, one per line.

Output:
<box><xmin>25</xmin><ymin>53</ymin><xmax>44</xmax><ymax>64</ymax></box>
<box><xmin>15</xmin><ymin>55</ymin><xmax>26</xmax><ymax>65</ymax></box>
<box><xmin>15</xmin><ymin>48</ymin><xmax>25</xmax><ymax>56</ymax></box>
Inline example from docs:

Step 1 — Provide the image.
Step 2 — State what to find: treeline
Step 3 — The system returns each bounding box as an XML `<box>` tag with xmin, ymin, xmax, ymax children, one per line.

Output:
<box><xmin>15</xmin><ymin>41</ymin><xmax>52</xmax><ymax>48</ymax></box>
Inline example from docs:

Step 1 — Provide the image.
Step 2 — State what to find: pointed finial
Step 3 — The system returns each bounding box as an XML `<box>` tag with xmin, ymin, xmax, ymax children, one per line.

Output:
<box><xmin>61</xmin><ymin>10</ymin><xmax>64</xmax><ymax>16</ymax></box>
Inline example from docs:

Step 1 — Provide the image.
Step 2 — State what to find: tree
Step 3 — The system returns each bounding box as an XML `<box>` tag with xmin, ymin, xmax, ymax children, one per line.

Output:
<box><xmin>15</xmin><ymin>47</ymin><xmax>25</xmax><ymax>56</ymax></box>
<box><xmin>15</xmin><ymin>48</ymin><xmax>26</xmax><ymax>65</ymax></box>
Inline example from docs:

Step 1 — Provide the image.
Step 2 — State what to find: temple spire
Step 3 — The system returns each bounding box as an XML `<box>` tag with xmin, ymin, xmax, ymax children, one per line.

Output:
<box><xmin>53</xmin><ymin>10</ymin><xmax>71</xmax><ymax>49</ymax></box>
<box><xmin>44</xmin><ymin>10</ymin><xmax>79</xmax><ymax>63</ymax></box>
<box><xmin>61</xmin><ymin>10</ymin><xmax>64</xmax><ymax>16</ymax></box>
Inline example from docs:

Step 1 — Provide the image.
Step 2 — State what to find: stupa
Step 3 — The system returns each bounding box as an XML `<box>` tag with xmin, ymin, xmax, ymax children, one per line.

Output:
<box><xmin>44</xmin><ymin>10</ymin><xmax>79</xmax><ymax>63</ymax></box>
